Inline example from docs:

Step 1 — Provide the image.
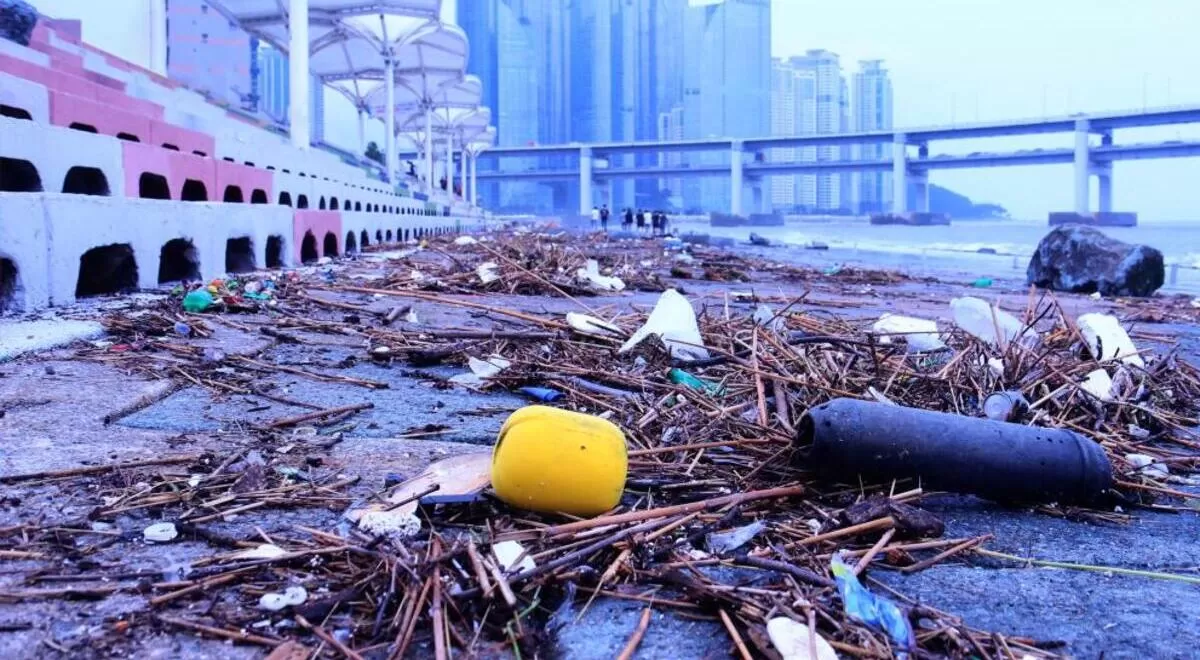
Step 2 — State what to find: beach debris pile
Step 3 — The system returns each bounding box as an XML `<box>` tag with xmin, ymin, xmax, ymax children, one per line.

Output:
<box><xmin>4</xmin><ymin>229</ymin><xmax>1199</xmax><ymax>658</ymax></box>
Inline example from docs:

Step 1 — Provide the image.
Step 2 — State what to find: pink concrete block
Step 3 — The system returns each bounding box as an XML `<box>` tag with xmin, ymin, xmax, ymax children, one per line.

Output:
<box><xmin>122</xmin><ymin>141</ymin><xmax>217</xmax><ymax>201</ymax></box>
<box><xmin>216</xmin><ymin>160</ymin><xmax>273</xmax><ymax>203</ymax></box>
<box><xmin>82</xmin><ymin>70</ymin><xmax>126</xmax><ymax>91</ymax></box>
<box><xmin>292</xmin><ymin>211</ymin><xmax>343</xmax><ymax>262</ymax></box>
<box><xmin>150</xmin><ymin>120</ymin><xmax>215</xmax><ymax>157</ymax></box>
<box><xmin>49</xmin><ymin>90</ymin><xmax>152</xmax><ymax>142</ymax></box>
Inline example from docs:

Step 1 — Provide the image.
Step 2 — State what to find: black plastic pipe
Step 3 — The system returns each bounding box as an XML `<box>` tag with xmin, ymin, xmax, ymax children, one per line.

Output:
<box><xmin>798</xmin><ymin>398</ymin><xmax>1113</xmax><ymax>504</ymax></box>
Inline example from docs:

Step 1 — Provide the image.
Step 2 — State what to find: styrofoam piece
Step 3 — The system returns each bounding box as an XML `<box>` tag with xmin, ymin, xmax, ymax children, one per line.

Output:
<box><xmin>620</xmin><ymin>289</ymin><xmax>709</xmax><ymax>361</ymax></box>
<box><xmin>950</xmin><ymin>297</ymin><xmax>1032</xmax><ymax>347</ymax></box>
<box><xmin>872</xmin><ymin>313</ymin><xmax>944</xmax><ymax>352</ymax></box>
<box><xmin>566</xmin><ymin>312</ymin><xmax>623</xmax><ymax>338</ymax></box>
<box><xmin>767</xmin><ymin>617</ymin><xmax>838</xmax><ymax>660</ymax></box>
<box><xmin>576</xmin><ymin>259</ymin><xmax>626</xmax><ymax>292</ymax></box>
<box><xmin>1080</xmin><ymin>368</ymin><xmax>1114</xmax><ymax>402</ymax></box>
<box><xmin>1077</xmin><ymin>313</ymin><xmax>1144</xmax><ymax>367</ymax></box>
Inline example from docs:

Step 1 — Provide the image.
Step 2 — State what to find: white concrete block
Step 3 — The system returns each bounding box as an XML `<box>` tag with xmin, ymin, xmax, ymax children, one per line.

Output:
<box><xmin>0</xmin><ymin>71</ymin><xmax>49</xmax><ymax>123</ymax></box>
<box><xmin>0</xmin><ymin>36</ymin><xmax>50</xmax><ymax>66</ymax></box>
<box><xmin>0</xmin><ymin>193</ymin><xmax>51</xmax><ymax>311</ymax></box>
<box><xmin>0</xmin><ymin>117</ymin><xmax>126</xmax><ymax>197</ymax></box>
<box><xmin>40</xmin><ymin>195</ymin><xmax>292</xmax><ymax>304</ymax></box>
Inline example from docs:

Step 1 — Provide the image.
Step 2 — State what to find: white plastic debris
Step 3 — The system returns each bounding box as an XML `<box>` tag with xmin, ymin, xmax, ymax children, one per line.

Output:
<box><xmin>404</xmin><ymin>309</ymin><xmax>419</xmax><ymax>324</ymax></box>
<box><xmin>492</xmin><ymin>541</ymin><xmax>536</xmax><ymax>573</ymax></box>
<box><xmin>766</xmin><ymin>617</ymin><xmax>839</xmax><ymax>660</ymax></box>
<box><xmin>476</xmin><ymin>261</ymin><xmax>500</xmax><ymax>284</ymax></box>
<box><xmin>575</xmin><ymin>259</ymin><xmax>626</xmax><ymax>292</ymax></box>
<box><xmin>1125</xmin><ymin>453</ymin><xmax>1169</xmax><ymax>479</ymax></box>
<box><xmin>357</xmin><ymin>509</ymin><xmax>423</xmax><ymax>539</ymax></box>
<box><xmin>232</xmin><ymin>544</ymin><xmax>288</xmax><ymax>560</ymax></box>
<box><xmin>867</xmin><ymin>386</ymin><xmax>899</xmax><ymax>406</ymax></box>
<box><xmin>371</xmin><ymin>346</ymin><xmax>393</xmax><ymax>358</ymax></box>
<box><xmin>258</xmin><ymin>586</ymin><xmax>308</xmax><ymax>612</ymax></box>
<box><xmin>706</xmin><ymin>521</ymin><xmax>767</xmax><ymax>554</ymax></box>
<box><xmin>449</xmin><ymin>355</ymin><xmax>512</xmax><ymax>387</ymax></box>
<box><xmin>872</xmin><ymin>313</ymin><xmax>944</xmax><ymax>352</ymax></box>
<box><xmin>987</xmin><ymin>358</ymin><xmax>1005</xmax><ymax>377</ymax></box>
<box><xmin>566</xmin><ymin>312</ymin><xmax>623</xmax><ymax>338</ymax></box>
<box><xmin>1080</xmin><ymin>368</ymin><xmax>1115</xmax><ymax>402</ymax></box>
<box><xmin>453</xmin><ymin>235</ymin><xmax>478</xmax><ymax>246</ymax></box>
<box><xmin>1077</xmin><ymin>313</ymin><xmax>1144</xmax><ymax>367</ymax></box>
<box><xmin>619</xmin><ymin>289</ymin><xmax>709</xmax><ymax>361</ymax></box>
<box><xmin>142</xmin><ymin>522</ymin><xmax>178</xmax><ymax>543</ymax></box>
<box><xmin>1089</xmin><ymin>291</ymin><xmax>1102</xmax><ymax>300</ymax></box>
<box><xmin>950</xmin><ymin>297</ymin><xmax>1031</xmax><ymax>348</ymax></box>
<box><xmin>753</xmin><ymin>304</ymin><xmax>785</xmax><ymax>334</ymax></box>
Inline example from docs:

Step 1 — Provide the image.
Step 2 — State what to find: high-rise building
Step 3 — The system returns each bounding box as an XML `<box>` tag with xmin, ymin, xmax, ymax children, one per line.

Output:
<box><xmin>772</xmin><ymin>49</ymin><xmax>847</xmax><ymax>212</ymax></box>
<box><xmin>681</xmin><ymin>0</ymin><xmax>771</xmax><ymax>212</ymax></box>
<box><xmin>167</xmin><ymin>0</ymin><xmax>251</xmax><ymax>107</ymax></box>
<box><xmin>769</xmin><ymin>59</ymin><xmax>797</xmax><ymax>209</ymax></box>
<box><xmin>852</xmin><ymin>60</ymin><xmax>894</xmax><ymax>213</ymax></box>
<box><xmin>459</xmin><ymin>0</ymin><xmax>542</xmax><ymax>211</ymax></box>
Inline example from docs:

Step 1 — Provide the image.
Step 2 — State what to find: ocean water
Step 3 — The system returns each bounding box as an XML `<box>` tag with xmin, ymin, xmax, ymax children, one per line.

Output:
<box><xmin>672</xmin><ymin>217</ymin><xmax>1200</xmax><ymax>295</ymax></box>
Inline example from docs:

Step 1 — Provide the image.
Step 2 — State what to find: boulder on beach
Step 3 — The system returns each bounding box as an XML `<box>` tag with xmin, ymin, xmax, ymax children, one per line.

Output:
<box><xmin>1026</xmin><ymin>226</ymin><xmax>1164</xmax><ymax>297</ymax></box>
<box><xmin>0</xmin><ymin>0</ymin><xmax>37</xmax><ymax>46</ymax></box>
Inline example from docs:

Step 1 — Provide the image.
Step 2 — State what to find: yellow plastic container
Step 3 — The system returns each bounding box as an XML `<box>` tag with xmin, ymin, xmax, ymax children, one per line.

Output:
<box><xmin>492</xmin><ymin>405</ymin><xmax>628</xmax><ymax>516</ymax></box>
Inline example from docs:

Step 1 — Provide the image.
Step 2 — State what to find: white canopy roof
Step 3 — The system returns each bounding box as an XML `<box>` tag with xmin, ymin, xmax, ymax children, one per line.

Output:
<box><xmin>207</xmin><ymin>1</ymin><xmax>463</xmax><ymax>111</ymax></box>
<box><xmin>399</xmin><ymin>106</ymin><xmax>491</xmax><ymax>150</ymax></box>
<box><xmin>365</xmin><ymin>74</ymin><xmax>481</xmax><ymax>121</ymax></box>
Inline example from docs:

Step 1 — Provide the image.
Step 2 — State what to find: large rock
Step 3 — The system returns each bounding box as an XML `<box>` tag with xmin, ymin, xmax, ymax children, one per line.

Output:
<box><xmin>1027</xmin><ymin>226</ymin><xmax>1164</xmax><ymax>297</ymax></box>
<box><xmin>0</xmin><ymin>0</ymin><xmax>37</xmax><ymax>46</ymax></box>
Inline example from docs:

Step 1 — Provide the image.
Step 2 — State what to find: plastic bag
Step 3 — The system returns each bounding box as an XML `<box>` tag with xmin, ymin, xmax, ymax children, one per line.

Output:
<box><xmin>477</xmin><ymin>261</ymin><xmax>500</xmax><ymax>284</ymax></box>
<box><xmin>872</xmin><ymin>313</ymin><xmax>944</xmax><ymax>352</ymax></box>
<box><xmin>1077</xmin><ymin>313</ymin><xmax>1144</xmax><ymax>367</ymax></box>
<box><xmin>950</xmin><ymin>297</ymin><xmax>1032</xmax><ymax>348</ymax></box>
<box><xmin>449</xmin><ymin>356</ymin><xmax>512</xmax><ymax>387</ymax></box>
<box><xmin>831</xmin><ymin>554</ymin><xmax>915</xmax><ymax>657</ymax></box>
<box><xmin>619</xmin><ymin>290</ymin><xmax>709</xmax><ymax>361</ymax></box>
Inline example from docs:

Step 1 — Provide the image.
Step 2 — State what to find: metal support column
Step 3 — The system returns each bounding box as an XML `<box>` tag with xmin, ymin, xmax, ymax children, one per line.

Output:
<box><xmin>423</xmin><ymin>107</ymin><xmax>433</xmax><ymax>193</ymax></box>
<box><xmin>288</xmin><ymin>0</ymin><xmax>310</xmax><ymax>149</ymax></box>
<box><xmin>459</xmin><ymin>145</ymin><xmax>467</xmax><ymax>199</ymax></box>
<box><xmin>384</xmin><ymin>58</ymin><xmax>396</xmax><ymax>182</ymax></box>
<box><xmin>149</xmin><ymin>0</ymin><xmax>167</xmax><ymax>76</ymax></box>
<box><xmin>470</xmin><ymin>152</ymin><xmax>479</xmax><ymax>206</ymax></box>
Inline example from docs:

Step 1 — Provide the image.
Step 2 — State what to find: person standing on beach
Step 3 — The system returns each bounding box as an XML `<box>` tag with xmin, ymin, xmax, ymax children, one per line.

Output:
<box><xmin>651</xmin><ymin>211</ymin><xmax>661</xmax><ymax>236</ymax></box>
<box><xmin>624</xmin><ymin>207</ymin><xmax>634</xmax><ymax>232</ymax></box>
<box><xmin>636</xmin><ymin>209</ymin><xmax>646</xmax><ymax>235</ymax></box>
<box><xmin>660</xmin><ymin>210</ymin><xmax>670</xmax><ymax>236</ymax></box>
<box><xmin>600</xmin><ymin>205</ymin><xmax>610</xmax><ymax>232</ymax></box>
<box><xmin>591</xmin><ymin>206</ymin><xmax>600</xmax><ymax>228</ymax></box>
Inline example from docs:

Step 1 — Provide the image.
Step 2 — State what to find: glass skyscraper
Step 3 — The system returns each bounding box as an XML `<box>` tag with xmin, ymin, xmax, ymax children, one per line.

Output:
<box><xmin>461</xmin><ymin>0</ymin><xmax>771</xmax><ymax>213</ymax></box>
<box><xmin>681</xmin><ymin>0</ymin><xmax>771</xmax><ymax>212</ymax></box>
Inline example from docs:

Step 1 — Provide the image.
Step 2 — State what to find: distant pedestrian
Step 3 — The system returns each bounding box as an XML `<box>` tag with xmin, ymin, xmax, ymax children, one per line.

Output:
<box><xmin>636</xmin><ymin>209</ymin><xmax>646</xmax><ymax>235</ymax></box>
<box><xmin>651</xmin><ymin>211</ymin><xmax>662</xmax><ymax>236</ymax></box>
<box><xmin>624</xmin><ymin>207</ymin><xmax>634</xmax><ymax>231</ymax></box>
<box><xmin>591</xmin><ymin>205</ymin><xmax>600</xmax><ymax>228</ymax></box>
<box><xmin>600</xmin><ymin>205</ymin><xmax>610</xmax><ymax>231</ymax></box>
<box><xmin>660</xmin><ymin>211</ymin><xmax>670</xmax><ymax>236</ymax></box>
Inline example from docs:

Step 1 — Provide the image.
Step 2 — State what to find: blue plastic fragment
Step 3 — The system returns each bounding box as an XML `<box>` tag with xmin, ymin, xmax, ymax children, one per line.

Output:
<box><xmin>831</xmin><ymin>554</ymin><xmax>915</xmax><ymax>657</ymax></box>
<box><xmin>517</xmin><ymin>387</ymin><xmax>564</xmax><ymax>402</ymax></box>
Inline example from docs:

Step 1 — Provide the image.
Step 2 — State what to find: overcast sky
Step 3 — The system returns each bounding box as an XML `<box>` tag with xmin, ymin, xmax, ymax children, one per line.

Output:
<box><xmin>29</xmin><ymin>0</ymin><xmax>1200</xmax><ymax>219</ymax></box>
<box><xmin>772</xmin><ymin>0</ymin><xmax>1200</xmax><ymax>219</ymax></box>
